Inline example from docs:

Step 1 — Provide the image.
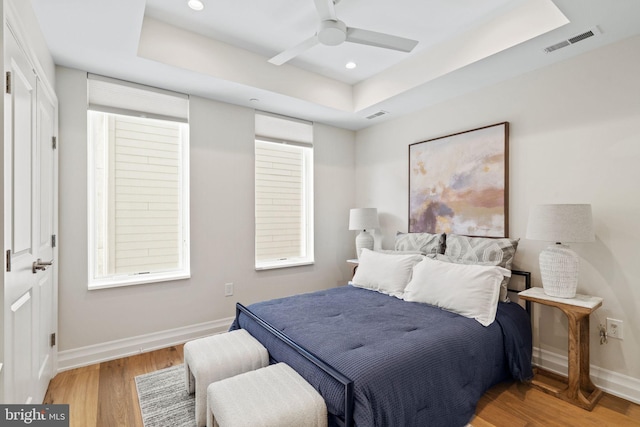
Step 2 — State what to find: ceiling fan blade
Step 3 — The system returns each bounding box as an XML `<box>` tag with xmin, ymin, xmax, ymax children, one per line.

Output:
<box><xmin>314</xmin><ymin>0</ymin><xmax>337</xmax><ymax>21</ymax></box>
<box><xmin>346</xmin><ymin>27</ymin><xmax>418</xmax><ymax>52</ymax></box>
<box><xmin>268</xmin><ymin>35</ymin><xmax>319</xmax><ymax>66</ymax></box>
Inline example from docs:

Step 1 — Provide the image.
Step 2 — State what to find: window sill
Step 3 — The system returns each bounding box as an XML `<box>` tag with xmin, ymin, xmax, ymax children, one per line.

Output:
<box><xmin>255</xmin><ymin>259</ymin><xmax>314</xmax><ymax>271</ymax></box>
<box><xmin>88</xmin><ymin>271</ymin><xmax>190</xmax><ymax>290</ymax></box>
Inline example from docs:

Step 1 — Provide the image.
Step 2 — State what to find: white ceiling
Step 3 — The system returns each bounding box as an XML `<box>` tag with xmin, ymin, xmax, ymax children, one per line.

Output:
<box><xmin>30</xmin><ymin>0</ymin><xmax>640</xmax><ymax>130</ymax></box>
<box><xmin>143</xmin><ymin>0</ymin><xmax>516</xmax><ymax>84</ymax></box>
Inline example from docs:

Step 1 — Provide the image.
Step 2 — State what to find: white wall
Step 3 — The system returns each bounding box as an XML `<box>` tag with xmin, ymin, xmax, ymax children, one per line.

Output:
<box><xmin>355</xmin><ymin>34</ymin><xmax>640</xmax><ymax>396</ymax></box>
<box><xmin>56</xmin><ymin>66</ymin><xmax>355</xmax><ymax>358</ymax></box>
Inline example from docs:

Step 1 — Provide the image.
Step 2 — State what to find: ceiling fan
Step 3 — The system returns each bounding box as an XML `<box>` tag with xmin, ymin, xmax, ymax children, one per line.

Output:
<box><xmin>268</xmin><ymin>0</ymin><xmax>419</xmax><ymax>65</ymax></box>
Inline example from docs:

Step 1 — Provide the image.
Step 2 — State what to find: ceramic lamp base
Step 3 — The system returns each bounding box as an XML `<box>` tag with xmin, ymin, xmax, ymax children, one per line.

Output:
<box><xmin>539</xmin><ymin>243</ymin><xmax>579</xmax><ymax>298</ymax></box>
<box><xmin>355</xmin><ymin>230</ymin><xmax>374</xmax><ymax>258</ymax></box>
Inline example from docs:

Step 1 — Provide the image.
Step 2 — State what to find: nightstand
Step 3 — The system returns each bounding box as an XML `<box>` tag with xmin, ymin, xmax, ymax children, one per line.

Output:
<box><xmin>519</xmin><ymin>287</ymin><xmax>603</xmax><ymax>410</ymax></box>
<box><xmin>346</xmin><ymin>259</ymin><xmax>358</xmax><ymax>277</ymax></box>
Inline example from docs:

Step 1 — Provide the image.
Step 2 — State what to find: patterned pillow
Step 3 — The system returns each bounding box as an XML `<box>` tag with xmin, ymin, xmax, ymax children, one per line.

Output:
<box><xmin>442</xmin><ymin>234</ymin><xmax>520</xmax><ymax>302</ymax></box>
<box><xmin>395</xmin><ymin>232</ymin><xmax>445</xmax><ymax>255</ymax></box>
<box><xmin>376</xmin><ymin>249</ymin><xmax>426</xmax><ymax>255</ymax></box>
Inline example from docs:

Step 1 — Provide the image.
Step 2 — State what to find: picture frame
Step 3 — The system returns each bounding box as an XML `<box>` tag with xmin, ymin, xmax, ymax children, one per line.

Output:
<box><xmin>408</xmin><ymin>122</ymin><xmax>509</xmax><ymax>237</ymax></box>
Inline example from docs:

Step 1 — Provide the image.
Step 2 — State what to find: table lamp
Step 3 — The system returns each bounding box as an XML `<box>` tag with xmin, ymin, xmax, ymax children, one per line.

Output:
<box><xmin>526</xmin><ymin>204</ymin><xmax>595</xmax><ymax>298</ymax></box>
<box><xmin>349</xmin><ymin>208</ymin><xmax>379</xmax><ymax>258</ymax></box>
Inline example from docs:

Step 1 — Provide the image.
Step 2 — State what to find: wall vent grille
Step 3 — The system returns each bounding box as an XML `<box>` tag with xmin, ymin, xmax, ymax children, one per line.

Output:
<box><xmin>366</xmin><ymin>110</ymin><xmax>388</xmax><ymax>120</ymax></box>
<box><xmin>568</xmin><ymin>30</ymin><xmax>596</xmax><ymax>44</ymax></box>
<box><xmin>544</xmin><ymin>40</ymin><xmax>570</xmax><ymax>53</ymax></box>
<box><xmin>543</xmin><ymin>27</ymin><xmax>601</xmax><ymax>54</ymax></box>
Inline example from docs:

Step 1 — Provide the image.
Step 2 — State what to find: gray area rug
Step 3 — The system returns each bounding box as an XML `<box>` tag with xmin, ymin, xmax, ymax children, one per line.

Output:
<box><xmin>135</xmin><ymin>364</ymin><xmax>196</xmax><ymax>427</ymax></box>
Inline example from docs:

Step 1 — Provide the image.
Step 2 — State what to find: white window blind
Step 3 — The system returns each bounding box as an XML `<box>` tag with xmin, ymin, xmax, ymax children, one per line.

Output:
<box><xmin>255</xmin><ymin>111</ymin><xmax>313</xmax><ymax>144</ymax></box>
<box><xmin>88</xmin><ymin>75</ymin><xmax>190</xmax><ymax>288</ymax></box>
<box><xmin>255</xmin><ymin>112</ymin><xmax>313</xmax><ymax>269</ymax></box>
<box><xmin>88</xmin><ymin>73</ymin><xmax>188</xmax><ymax>122</ymax></box>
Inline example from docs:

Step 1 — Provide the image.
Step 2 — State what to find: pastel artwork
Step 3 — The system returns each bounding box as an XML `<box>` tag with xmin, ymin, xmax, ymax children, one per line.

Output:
<box><xmin>409</xmin><ymin>123</ymin><xmax>507</xmax><ymax>237</ymax></box>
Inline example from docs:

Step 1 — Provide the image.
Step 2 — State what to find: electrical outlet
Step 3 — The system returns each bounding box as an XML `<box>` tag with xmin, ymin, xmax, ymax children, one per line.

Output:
<box><xmin>606</xmin><ymin>318</ymin><xmax>623</xmax><ymax>340</ymax></box>
<box><xmin>224</xmin><ymin>282</ymin><xmax>234</xmax><ymax>297</ymax></box>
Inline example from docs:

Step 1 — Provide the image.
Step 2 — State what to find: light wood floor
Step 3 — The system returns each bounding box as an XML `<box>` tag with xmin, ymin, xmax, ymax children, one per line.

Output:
<box><xmin>44</xmin><ymin>344</ymin><xmax>640</xmax><ymax>427</ymax></box>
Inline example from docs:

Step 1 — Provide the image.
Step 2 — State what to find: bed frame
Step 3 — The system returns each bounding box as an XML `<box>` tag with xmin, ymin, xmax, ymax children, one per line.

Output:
<box><xmin>510</xmin><ymin>270</ymin><xmax>532</xmax><ymax>314</ymax></box>
<box><xmin>235</xmin><ymin>270</ymin><xmax>531</xmax><ymax>427</ymax></box>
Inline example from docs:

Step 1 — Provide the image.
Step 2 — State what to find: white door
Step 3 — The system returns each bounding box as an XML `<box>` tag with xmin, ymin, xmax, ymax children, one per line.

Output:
<box><xmin>3</xmin><ymin>24</ymin><xmax>58</xmax><ymax>404</ymax></box>
<box><xmin>34</xmin><ymin>76</ymin><xmax>57</xmax><ymax>403</ymax></box>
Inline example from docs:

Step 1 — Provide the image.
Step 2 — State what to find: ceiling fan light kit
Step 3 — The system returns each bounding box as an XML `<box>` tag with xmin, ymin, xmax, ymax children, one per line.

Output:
<box><xmin>269</xmin><ymin>0</ymin><xmax>419</xmax><ymax>65</ymax></box>
<box><xmin>318</xmin><ymin>20</ymin><xmax>347</xmax><ymax>46</ymax></box>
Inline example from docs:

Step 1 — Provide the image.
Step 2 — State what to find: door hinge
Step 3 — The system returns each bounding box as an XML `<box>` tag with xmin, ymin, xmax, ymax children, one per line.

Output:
<box><xmin>52</xmin><ymin>136</ymin><xmax>57</xmax><ymax>150</ymax></box>
<box><xmin>50</xmin><ymin>333</ymin><xmax>56</xmax><ymax>347</ymax></box>
<box><xmin>5</xmin><ymin>71</ymin><xmax>11</xmax><ymax>94</ymax></box>
<box><xmin>6</xmin><ymin>249</ymin><xmax>11</xmax><ymax>272</ymax></box>
<box><xmin>52</xmin><ymin>234</ymin><xmax>56</xmax><ymax>248</ymax></box>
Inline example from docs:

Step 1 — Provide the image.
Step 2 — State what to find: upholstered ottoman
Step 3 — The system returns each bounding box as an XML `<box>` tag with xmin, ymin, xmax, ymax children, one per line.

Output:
<box><xmin>206</xmin><ymin>362</ymin><xmax>327</xmax><ymax>427</ymax></box>
<box><xmin>184</xmin><ymin>329</ymin><xmax>269</xmax><ymax>427</ymax></box>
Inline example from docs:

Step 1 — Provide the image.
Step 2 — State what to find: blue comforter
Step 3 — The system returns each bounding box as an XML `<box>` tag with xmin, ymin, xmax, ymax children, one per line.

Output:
<box><xmin>232</xmin><ymin>285</ymin><xmax>532</xmax><ymax>427</ymax></box>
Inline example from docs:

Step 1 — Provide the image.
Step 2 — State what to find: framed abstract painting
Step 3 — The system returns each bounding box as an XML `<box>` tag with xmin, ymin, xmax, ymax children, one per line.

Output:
<box><xmin>408</xmin><ymin>122</ymin><xmax>509</xmax><ymax>237</ymax></box>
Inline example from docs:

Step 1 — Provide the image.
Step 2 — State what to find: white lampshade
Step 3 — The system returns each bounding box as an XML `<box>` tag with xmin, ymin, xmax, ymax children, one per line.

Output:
<box><xmin>349</xmin><ymin>208</ymin><xmax>380</xmax><ymax>231</ymax></box>
<box><xmin>526</xmin><ymin>204</ymin><xmax>595</xmax><ymax>243</ymax></box>
<box><xmin>349</xmin><ymin>208</ymin><xmax>379</xmax><ymax>258</ymax></box>
<box><xmin>526</xmin><ymin>204</ymin><xmax>595</xmax><ymax>298</ymax></box>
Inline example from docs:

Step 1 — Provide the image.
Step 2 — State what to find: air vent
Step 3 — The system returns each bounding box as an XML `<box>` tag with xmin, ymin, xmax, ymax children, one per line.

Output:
<box><xmin>543</xmin><ymin>27</ymin><xmax>601</xmax><ymax>54</ymax></box>
<box><xmin>568</xmin><ymin>30</ymin><xmax>596</xmax><ymax>44</ymax></box>
<box><xmin>365</xmin><ymin>110</ymin><xmax>388</xmax><ymax>120</ymax></box>
<box><xmin>543</xmin><ymin>40</ymin><xmax>570</xmax><ymax>53</ymax></box>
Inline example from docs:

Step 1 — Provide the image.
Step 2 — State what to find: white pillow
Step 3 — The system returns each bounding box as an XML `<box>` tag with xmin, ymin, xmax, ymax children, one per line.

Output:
<box><xmin>350</xmin><ymin>249</ymin><xmax>424</xmax><ymax>298</ymax></box>
<box><xmin>403</xmin><ymin>257</ymin><xmax>511</xmax><ymax>326</ymax></box>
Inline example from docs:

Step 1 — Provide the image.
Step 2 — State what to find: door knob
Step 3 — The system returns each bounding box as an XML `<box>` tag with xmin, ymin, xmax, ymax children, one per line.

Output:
<box><xmin>32</xmin><ymin>258</ymin><xmax>53</xmax><ymax>274</ymax></box>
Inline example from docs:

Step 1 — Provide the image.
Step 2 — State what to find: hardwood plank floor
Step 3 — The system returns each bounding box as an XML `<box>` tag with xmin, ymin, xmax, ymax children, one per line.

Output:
<box><xmin>44</xmin><ymin>345</ymin><xmax>640</xmax><ymax>427</ymax></box>
<box><xmin>44</xmin><ymin>345</ymin><xmax>183</xmax><ymax>427</ymax></box>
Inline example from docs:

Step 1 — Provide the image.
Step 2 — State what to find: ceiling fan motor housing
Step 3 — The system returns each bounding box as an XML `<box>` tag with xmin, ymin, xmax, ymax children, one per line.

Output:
<box><xmin>318</xmin><ymin>20</ymin><xmax>347</xmax><ymax>46</ymax></box>
<box><xmin>267</xmin><ymin>0</ymin><xmax>419</xmax><ymax>65</ymax></box>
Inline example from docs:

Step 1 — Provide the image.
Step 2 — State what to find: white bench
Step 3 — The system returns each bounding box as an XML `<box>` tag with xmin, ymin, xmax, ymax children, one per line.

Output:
<box><xmin>207</xmin><ymin>362</ymin><xmax>328</xmax><ymax>427</ymax></box>
<box><xmin>184</xmin><ymin>329</ymin><xmax>269</xmax><ymax>427</ymax></box>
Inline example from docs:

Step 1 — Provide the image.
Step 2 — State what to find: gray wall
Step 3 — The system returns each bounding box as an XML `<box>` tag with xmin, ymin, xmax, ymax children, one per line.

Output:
<box><xmin>355</xmin><ymin>34</ymin><xmax>640</xmax><ymax>392</ymax></box>
<box><xmin>56</xmin><ymin>66</ymin><xmax>356</xmax><ymax>353</ymax></box>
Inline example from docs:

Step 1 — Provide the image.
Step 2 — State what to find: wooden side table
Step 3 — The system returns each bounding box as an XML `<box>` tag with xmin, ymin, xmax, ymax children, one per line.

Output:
<box><xmin>519</xmin><ymin>287</ymin><xmax>603</xmax><ymax>410</ymax></box>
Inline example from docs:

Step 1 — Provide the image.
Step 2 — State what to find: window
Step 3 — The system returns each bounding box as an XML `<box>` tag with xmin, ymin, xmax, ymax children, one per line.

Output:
<box><xmin>255</xmin><ymin>112</ymin><xmax>313</xmax><ymax>269</ymax></box>
<box><xmin>87</xmin><ymin>75</ymin><xmax>190</xmax><ymax>289</ymax></box>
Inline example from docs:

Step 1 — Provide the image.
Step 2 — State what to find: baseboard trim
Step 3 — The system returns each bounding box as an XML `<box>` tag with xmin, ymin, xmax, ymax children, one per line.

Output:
<box><xmin>532</xmin><ymin>346</ymin><xmax>640</xmax><ymax>405</ymax></box>
<box><xmin>57</xmin><ymin>317</ymin><xmax>235</xmax><ymax>372</ymax></box>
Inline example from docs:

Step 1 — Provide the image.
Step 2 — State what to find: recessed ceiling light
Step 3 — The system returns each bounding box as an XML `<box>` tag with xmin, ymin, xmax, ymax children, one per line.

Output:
<box><xmin>187</xmin><ymin>0</ymin><xmax>204</xmax><ymax>11</ymax></box>
<box><xmin>345</xmin><ymin>61</ymin><xmax>357</xmax><ymax>70</ymax></box>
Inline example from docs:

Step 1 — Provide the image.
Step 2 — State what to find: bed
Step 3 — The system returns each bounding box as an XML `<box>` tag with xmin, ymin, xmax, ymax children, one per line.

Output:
<box><xmin>232</xmin><ymin>236</ymin><xmax>533</xmax><ymax>426</ymax></box>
